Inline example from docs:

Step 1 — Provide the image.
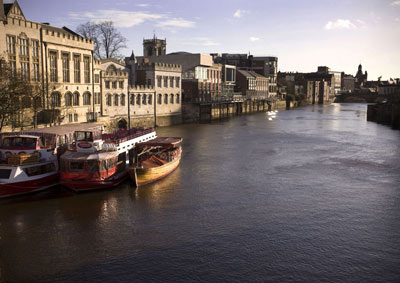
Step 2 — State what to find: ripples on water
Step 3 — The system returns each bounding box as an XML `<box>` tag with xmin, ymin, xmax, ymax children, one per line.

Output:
<box><xmin>1</xmin><ymin>103</ymin><xmax>400</xmax><ymax>283</ymax></box>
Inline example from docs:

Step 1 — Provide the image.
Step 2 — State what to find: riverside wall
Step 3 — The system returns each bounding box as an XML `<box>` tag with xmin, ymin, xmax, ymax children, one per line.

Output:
<box><xmin>367</xmin><ymin>102</ymin><xmax>400</xmax><ymax>130</ymax></box>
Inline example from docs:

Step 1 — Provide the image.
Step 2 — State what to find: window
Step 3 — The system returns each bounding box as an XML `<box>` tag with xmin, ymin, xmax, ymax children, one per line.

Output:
<box><xmin>19</xmin><ymin>38</ymin><xmax>29</xmax><ymax>56</ymax></box>
<box><xmin>130</xmin><ymin>94</ymin><xmax>135</xmax><ymax>105</ymax></box>
<box><xmin>106</xmin><ymin>94</ymin><xmax>112</xmax><ymax>106</ymax></box>
<box><xmin>65</xmin><ymin>92</ymin><xmax>72</xmax><ymax>106</ymax></box>
<box><xmin>62</xmin><ymin>53</ymin><xmax>70</xmax><ymax>82</ymax></box>
<box><xmin>112</xmin><ymin>81</ymin><xmax>117</xmax><ymax>89</ymax></box>
<box><xmin>70</xmin><ymin>161</ymin><xmax>84</xmax><ymax>172</ymax></box>
<box><xmin>121</xmin><ymin>94</ymin><xmax>125</xmax><ymax>106</ymax></box>
<box><xmin>50</xmin><ymin>92</ymin><xmax>61</xmax><ymax>107</ymax></box>
<box><xmin>95</xmin><ymin>74</ymin><xmax>100</xmax><ymax>83</ymax></box>
<box><xmin>6</xmin><ymin>35</ymin><xmax>16</xmax><ymax>55</ymax></box>
<box><xmin>119</xmin><ymin>81</ymin><xmax>124</xmax><ymax>88</ymax></box>
<box><xmin>73</xmin><ymin>92</ymin><xmax>80</xmax><ymax>106</ymax></box>
<box><xmin>147</xmin><ymin>79</ymin><xmax>151</xmax><ymax>85</ymax></box>
<box><xmin>114</xmin><ymin>94</ymin><xmax>119</xmax><ymax>106</ymax></box>
<box><xmin>24</xmin><ymin>163</ymin><xmax>56</xmax><ymax>177</ymax></box>
<box><xmin>68</xmin><ymin>114</ymin><xmax>72</xmax><ymax>122</ymax></box>
<box><xmin>32</xmin><ymin>40</ymin><xmax>39</xmax><ymax>57</ymax></box>
<box><xmin>176</xmin><ymin>77</ymin><xmax>180</xmax><ymax>88</ymax></box>
<box><xmin>157</xmin><ymin>76</ymin><xmax>162</xmax><ymax>87</ymax></box>
<box><xmin>158</xmin><ymin>94</ymin><xmax>162</xmax><ymax>104</ymax></box>
<box><xmin>88</xmin><ymin>160</ymin><xmax>99</xmax><ymax>173</ymax></box>
<box><xmin>83</xmin><ymin>56</ymin><xmax>90</xmax><ymax>83</ymax></box>
<box><xmin>32</xmin><ymin>63</ymin><xmax>40</xmax><ymax>82</ymax></box>
<box><xmin>176</xmin><ymin>94</ymin><xmax>180</xmax><ymax>104</ymax></box>
<box><xmin>105</xmin><ymin>81</ymin><xmax>110</xmax><ymax>89</ymax></box>
<box><xmin>148</xmin><ymin>94</ymin><xmax>152</xmax><ymax>105</ymax></box>
<box><xmin>142</xmin><ymin>94</ymin><xmax>147</xmax><ymax>105</ymax></box>
<box><xmin>164</xmin><ymin>76</ymin><xmax>168</xmax><ymax>88</ymax></box>
<box><xmin>94</xmin><ymin>93</ymin><xmax>101</xmax><ymax>105</ymax></box>
<box><xmin>49</xmin><ymin>51</ymin><xmax>57</xmax><ymax>82</ymax></box>
<box><xmin>74</xmin><ymin>55</ymin><xmax>80</xmax><ymax>83</ymax></box>
<box><xmin>22</xmin><ymin>96</ymin><xmax>31</xmax><ymax>108</ymax></box>
<box><xmin>136</xmin><ymin>94</ymin><xmax>141</xmax><ymax>105</ymax></box>
<box><xmin>83</xmin><ymin>92</ymin><xmax>91</xmax><ymax>105</ymax></box>
<box><xmin>74</xmin><ymin>113</ymin><xmax>78</xmax><ymax>122</ymax></box>
<box><xmin>170</xmin><ymin>77</ymin><xmax>174</xmax><ymax>88</ymax></box>
<box><xmin>20</xmin><ymin>62</ymin><xmax>29</xmax><ymax>81</ymax></box>
<box><xmin>170</xmin><ymin>94</ymin><xmax>174</xmax><ymax>104</ymax></box>
<box><xmin>164</xmin><ymin>94</ymin><xmax>168</xmax><ymax>104</ymax></box>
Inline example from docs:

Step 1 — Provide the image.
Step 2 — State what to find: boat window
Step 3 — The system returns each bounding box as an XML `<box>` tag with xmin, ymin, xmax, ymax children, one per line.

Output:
<box><xmin>23</xmin><ymin>138</ymin><xmax>36</xmax><ymax>149</ymax></box>
<box><xmin>0</xmin><ymin>169</ymin><xmax>12</xmax><ymax>179</ymax></box>
<box><xmin>106</xmin><ymin>159</ymin><xmax>114</xmax><ymax>170</ymax></box>
<box><xmin>70</xmin><ymin>161</ymin><xmax>85</xmax><ymax>172</ymax></box>
<box><xmin>87</xmin><ymin>160</ymin><xmax>99</xmax><ymax>173</ymax></box>
<box><xmin>101</xmin><ymin>160</ymin><xmax>107</xmax><ymax>172</ymax></box>
<box><xmin>24</xmin><ymin>163</ymin><xmax>56</xmax><ymax>177</ymax></box>
<box><xmin>14</xmin><ymin>137</ymin><xmax>23</xmax><ymax>147</ymax></box>
<box><xmin>1</xmin><ymin>138</ymin><xmax>11</xmax><ymax>148</ymax></box>
<box><xmin>75</xmin><ymin>131</ymin><xmax>93</xmax><ymax>142</ymax></box>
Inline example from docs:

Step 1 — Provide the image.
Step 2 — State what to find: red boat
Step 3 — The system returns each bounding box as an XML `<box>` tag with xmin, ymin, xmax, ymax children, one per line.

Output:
<box><xmin>0</xmin><ymin>124</ymin><xmax>104</xmax><ymax>198</ymax></box>
<box><xmin>60</xmin><ymin>128</ymin><xmax>156</xmax><ymax>192</ymax></box>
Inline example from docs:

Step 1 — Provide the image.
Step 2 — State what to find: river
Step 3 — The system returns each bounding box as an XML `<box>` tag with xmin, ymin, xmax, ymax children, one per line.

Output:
<box><xmin>1</xmin><ymin>103</ymin><xmax>400</xmax><ymax>282</ymax></box>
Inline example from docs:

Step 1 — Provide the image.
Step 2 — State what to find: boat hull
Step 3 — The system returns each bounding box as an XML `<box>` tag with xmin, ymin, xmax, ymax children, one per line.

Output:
<box><xmin>130</xmin><ymin>156</ymin><xmax>181</xmax><ymax>186</ymax></box>
<box><xmin>0</xmin><ymin>173</ymin><xmax>59</xmax><ymax>198</ymax></box>
<box><xmin>60</xmin><ymin>172</ymin><xmax>128</xmax><ymax>192</ymax></box>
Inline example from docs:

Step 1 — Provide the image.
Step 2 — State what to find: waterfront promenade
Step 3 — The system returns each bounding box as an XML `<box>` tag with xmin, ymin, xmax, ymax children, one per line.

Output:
<box><xmin>1</xmin><ymin>103</ymin><xmax>400</xmax><ymax>282</ymax></box>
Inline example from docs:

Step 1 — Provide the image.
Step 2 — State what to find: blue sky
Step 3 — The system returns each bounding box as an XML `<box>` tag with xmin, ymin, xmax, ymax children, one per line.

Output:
<box><xmin>11</xmin><ymin>0</ymin><xmax>400</xmax><ymax>80</ymax></box>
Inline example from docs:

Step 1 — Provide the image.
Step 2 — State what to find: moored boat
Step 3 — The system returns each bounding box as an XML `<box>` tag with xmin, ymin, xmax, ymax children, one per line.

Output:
<box><xmin>128</xmin><ymin>137</ymin><xmax>182</xmax><ymax>186</ymax></box>
<box><xmin>60</xmin><ymin>128</ymin><xmax>156</xmax><ymax>191</ymax></box>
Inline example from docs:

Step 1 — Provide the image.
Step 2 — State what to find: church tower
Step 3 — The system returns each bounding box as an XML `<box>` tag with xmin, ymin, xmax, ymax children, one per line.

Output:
<box><xmin>143</xmin><ymin>35</ymin><xmax>166</xmax><ymax>57</ymax></box>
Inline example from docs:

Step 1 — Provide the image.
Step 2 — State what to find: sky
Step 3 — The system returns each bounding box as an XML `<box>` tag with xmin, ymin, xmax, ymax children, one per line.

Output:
<box><xmin>10</xmin><ymin>0</ymin><xmax>400</xmax><ymax>80</ymax></box>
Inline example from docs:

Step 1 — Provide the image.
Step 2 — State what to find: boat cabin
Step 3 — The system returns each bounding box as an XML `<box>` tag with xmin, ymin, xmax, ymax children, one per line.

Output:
<box><xmin>60</xmin><ymin>151</ymin><xmax>127</xmax><ymax>180</ymax></box>
<box><xmin>0</xmin><ymin>135</ymin><xmax>41</xmax><ymax>150</ymax></box>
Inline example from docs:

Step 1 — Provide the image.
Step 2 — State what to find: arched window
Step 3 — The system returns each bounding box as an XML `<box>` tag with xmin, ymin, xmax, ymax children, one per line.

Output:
<box><xmin>73</xmin><ymin>91</ymin><xmax>80</xmax><ymax>106</ymax></box>
<box><xmin>136</xmin><ymin>94</ymin><xmax>141</xmax><ymax>105</ymax></box>
<box><xmin>148</xmin><ymin>94</ymin><xmax>152</xmax><ymax>105</ymax></box>
<box><xmin>65</xmin><ymin>92</ymin><xmax>72</xmax><ymax>106</ymax></box>
<box><xmin>142</xmin><ymin>94</ymin><xmax>147</xmax><ymax>105</ymax></box>
<box><xmin>51</xmin><ymin>92</ymin><xmax>61</xmax><ymax>107</ymax></box>
<box><xmin>121</xmin><ymin>94</ymin><xmax>125</xmax><ymax>106</ymax></box>
<box><xmin>176</xmin><ymin>94</ymin><xmax>180</xmax><ymax>104</ymax></box>
<box><xmin>130</xmin><ymin>94</ymin><xmax>135</xmax><ymax>105</ymax></box>
<box><xmin>106</xmin><ymin>94</ymin><xmax>112</xmax><ymax>106</ymax></box>
<box><xmin>158</xmin><ymin>94</ymin><xmax>162</xmax><ymax>104</ymax></box>
<box><xmin>114</xmin><ymin>94</ymin><xmax>119</xmax><ymax>106</ymax></box>
<box><xmin>170</xmin><ymin>94</ymin><xmax>174</xmax><ymax>104</ymax></box>
<box><xmin>83</xmin><ymin>92</ymin><xmax>91</xmax><ymax>105</ymax></box>
<box><xmin>22</xmin><ymin>96</ymin><xmax>31</xmax><ymax>108</ymax></box>
<box><xmin>164</xmin><ymin>94</ymin><xmax>168</xmax><ymax>104</ymax></box>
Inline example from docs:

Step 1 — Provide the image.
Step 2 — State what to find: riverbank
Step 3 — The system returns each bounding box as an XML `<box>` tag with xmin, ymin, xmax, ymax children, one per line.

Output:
<box><xmin>367</xmin><ymin>101</ymin><xmax>400</xmax><ymax>129</ymax></box>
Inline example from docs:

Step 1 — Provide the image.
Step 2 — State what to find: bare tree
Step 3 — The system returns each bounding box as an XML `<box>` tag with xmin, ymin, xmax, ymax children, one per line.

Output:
<box><xmin>76</xmin><ymin>21</ymin><xmax>127</xmax><ymax>60</ymax></box>
<box><xmin>0</xmin><ymin>59</ymin><xmax>30</xmax><ymax>131</ymax></box>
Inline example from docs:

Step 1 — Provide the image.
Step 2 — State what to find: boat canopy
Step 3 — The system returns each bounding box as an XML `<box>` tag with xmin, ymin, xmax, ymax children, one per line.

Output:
<box><xmin>60</xmin><ymin>150</ymin><xmax>118</xmax><ymax>161</ymax></box>
<box><xmin>135</xmin><ymin>137</ymin><xmax>182</xmax><ymax>149</ymax></box>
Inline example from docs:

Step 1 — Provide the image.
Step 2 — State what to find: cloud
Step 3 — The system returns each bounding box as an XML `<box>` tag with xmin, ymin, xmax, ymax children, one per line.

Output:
<box><xmin>396</xmin><ymin>17</ymin><xmax>400</xmax><ymax>22</ymax></box>
<box><xmin>157</xmin><ymin>18</ymin><xmax>195</xmax><ymax>28</ymax></box>
<box><xmin>136</xmin><ymin>4</ymin><xmax>149</xmax><ymax>7</ymax></box>
<box><xmin>233</xmin><ymin>9</ymin><xmax>247</xmax><ymax>18</ymax></box>
<box><xmin>249</xmin><ymin>37</ymin><xmax>260</xmax><ymax>42</ymax></box>
<box><xmin>324</xmin><ymin>19</ymin><xmax>357</xmax><ymax>30</ymax></box>
<box><xmin>390</xmin><ymin>1</ymin><xmax>400</xmax><ymax>6</ymax></box>
<box><xmin>192</xmin><ymin>37</ymin><xmax>219</xmax><ymax>46</ymax></box>
<box><xmin>356</xmin><ymin>19</ymin><xmax>367</xmax><ymax>28</ymax></box>
<box><xmin>69</xmin><ymin>9</ymin><xmax>194</xmax><ymax>29</ymax></box>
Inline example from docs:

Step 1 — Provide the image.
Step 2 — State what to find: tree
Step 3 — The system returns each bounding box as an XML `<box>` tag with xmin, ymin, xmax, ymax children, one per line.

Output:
<box><xmin>0</xmin><ymin>59</ymin><xmax>30</xmax><ymax>131</ymax></box>
<box><xmin>76</xmin><ymin>21</ymin><xmax>127</xmax><ymax>60</ymax></box>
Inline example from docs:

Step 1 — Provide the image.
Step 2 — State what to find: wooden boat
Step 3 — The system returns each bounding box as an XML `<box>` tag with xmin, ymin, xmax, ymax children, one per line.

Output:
<box><xmin>60</xmin><ymin>128</ymin><xmax>156</xmax><ymax>191</ymax></box>
<box><xmin>129</xmin><ymin>137</ymin><xmax>182</xmax><ymax>186</ymax></box>
<box><xmin>0</xmin><ymin>124</ymin><xmax>103</xmax><ymax>198</ymax></box>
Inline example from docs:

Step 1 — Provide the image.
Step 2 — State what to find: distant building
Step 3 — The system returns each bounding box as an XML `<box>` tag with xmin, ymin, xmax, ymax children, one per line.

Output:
<box><xmin>236</xmin><ymin>70</ymin><xmax>269</xmax><ymax>100</ymax></box>
<box><xmin>355</xmin><ymin>64</ymin><xmax>368</xmax><ymax>87</ymax></box>
<box><xmin>341</xmin><ymin>73</ymin><xmax>355</xmax><ymax>93</ymax></box>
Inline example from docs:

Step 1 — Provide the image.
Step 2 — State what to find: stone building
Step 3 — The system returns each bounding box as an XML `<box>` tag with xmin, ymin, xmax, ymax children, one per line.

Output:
<box><xmin>0</xmin><ymin>0</ymin><xmax>98</xmax><ymax>127</ymax></box>
<box><xmin>236</xmin><ymin>70</ymin><xmax>269</xmax><ymax>100</ymax></box>
<box><xmin>134</xmin><ymin>39</ymin><xmax>222</xmax><ymax>103</ymax></box>
<box><xmin>355</xmin><ymin>64</ymin><xmax>368</xmax><ymax>87</ymax></box>
<box><xmin>341</xmin><ymin>73</ymin><xmax>355</xmax><ymax>93</ymax></box>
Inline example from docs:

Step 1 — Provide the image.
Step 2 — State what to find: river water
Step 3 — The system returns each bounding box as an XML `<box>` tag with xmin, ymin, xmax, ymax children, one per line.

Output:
<box><xmin>1</xmin><ymin>103</ymin><xmax>400</xmax><ymax>283</ymax></box>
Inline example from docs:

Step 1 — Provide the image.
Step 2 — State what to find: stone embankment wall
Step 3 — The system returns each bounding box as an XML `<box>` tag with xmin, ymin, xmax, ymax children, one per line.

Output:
<box><xmin>367</xmin><ymin>102</ymin><xmax>400</xmax><ymax>130</ymax></box>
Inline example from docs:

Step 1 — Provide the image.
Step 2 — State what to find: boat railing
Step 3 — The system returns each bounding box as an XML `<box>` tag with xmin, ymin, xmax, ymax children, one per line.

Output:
<box><xmin>102</xmin><ymin>128</ymin><xmax>155</xmax><ymax>145</ymax></box>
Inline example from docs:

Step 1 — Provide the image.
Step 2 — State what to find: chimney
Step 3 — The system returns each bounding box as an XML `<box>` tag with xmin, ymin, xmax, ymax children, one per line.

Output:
<box><xmin>0</xmin><ymin>0</ymin><xmax>5</xmax><ymax>22</ymax></box>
